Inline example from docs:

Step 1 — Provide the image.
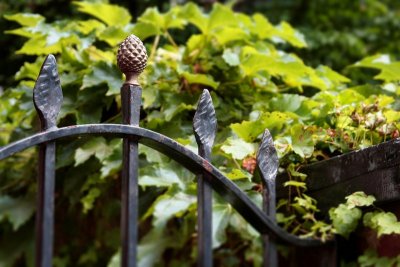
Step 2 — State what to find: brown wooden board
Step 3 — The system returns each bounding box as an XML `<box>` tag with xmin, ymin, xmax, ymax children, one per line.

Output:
<box><xmin>277</xmin><ymin>138</ymin><xmax>400</xmax><ymax>213</ymax></box>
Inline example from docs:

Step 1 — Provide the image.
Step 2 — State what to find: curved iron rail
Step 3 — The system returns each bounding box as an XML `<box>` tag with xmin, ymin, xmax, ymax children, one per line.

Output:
<box><xmin>0</xmin><ymin>124</ymin><xmax>331</xmax><ymax>247</ymax></box>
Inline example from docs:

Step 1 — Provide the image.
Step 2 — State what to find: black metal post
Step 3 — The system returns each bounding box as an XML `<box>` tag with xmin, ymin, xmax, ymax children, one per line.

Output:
<box><xmin>33</xmin><ymin>54</ymin><xmax>63</xmax><ymax>267</ymax></box>
<box><xmin>256</xmin><ymin>130</ymin><xmax>279</xmax><ymax>267</ymax></box>
<box><xmin>197</xmin><ymin>149</ymin><xmax>213</xmax><ymax>267</ymax></box>
<box><xmin>35</xmin><ymin>141</ymin><xmax>56</xmax><ymax>267</ymax></box>
<box><xmin>193</xmin><ymin>90</ymin><xmax>217</xmax><ymax>267</ymax></box>
<box><xmin>121</xmin><ymin>84</ymin><xmax>142</xmax><ymax>267</ymax></box>
<box><xmin>263</xmin><ymin>186</ymin><xmax>277</xmax><ymax>267</ymax></box>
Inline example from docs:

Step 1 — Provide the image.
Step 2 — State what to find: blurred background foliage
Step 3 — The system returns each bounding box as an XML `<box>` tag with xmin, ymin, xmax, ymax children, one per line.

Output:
<box><xmin>1</xmin><ymin>0</ymin><xmax>400</xmax><ymax>89</ymax></box>
<box><xmin>0</xmin><ymin>0</ymin><xmax>400</xmax><ymax>266</ymax></box>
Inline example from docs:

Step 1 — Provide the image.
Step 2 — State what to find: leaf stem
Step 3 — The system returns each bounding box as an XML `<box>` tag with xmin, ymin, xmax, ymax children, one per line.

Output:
<box><xmin>165</xmin><ymin>30</ymin><xmax>178</xmax><ymax>47</ymax></box>
<box><xmin>149</xmin><ymin>35</ymin><xmax>160</xmax><ymax>62</ymax></box>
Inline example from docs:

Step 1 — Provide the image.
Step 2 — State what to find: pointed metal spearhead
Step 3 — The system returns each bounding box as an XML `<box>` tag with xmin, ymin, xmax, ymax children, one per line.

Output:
<box><xmin>193</xmin><ymin>89</ymin><xmax>217</xmax><ymax>154</ymax></box>
<box><xmin>33</xmin><ymin>54</ymin><xmax>63</xmax><ymax>130</ymax></box>
<box><xmin>257</xmin><ymin>129</ymin><xmax>279</xmax><ymax>185</ymax></box>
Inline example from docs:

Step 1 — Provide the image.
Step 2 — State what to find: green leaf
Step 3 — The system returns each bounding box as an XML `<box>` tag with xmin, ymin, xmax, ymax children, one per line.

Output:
<box><xmin>384</xmin><ymin>110</ymin><xmax>400</xmax><ymax>123</ymax></box>
<box><xmin>81</xmin><ymin>188</ymin><xmax>101</xmax><ymax>213</ymax></box>
<box><xmin>363</xmin><ymin>211</ymin><xmax>400</xmax><ymax>237</ymax></box>
<box><xmin>81</xmin><ymin>62</ymin><xmax>122</xmax><ymax>95</ymax></box>
<box><xmin>212</xmin><ymin>27</ymin><xmax>248</xmax><ymax>45</ymax></box>
<box><xmin>221</xmin><ymin>138</ymin><xmax>256</xmax><ymax>160</ymax></box>
<box><xmin>252</xmin><ymin>15</ymin><xmax>306</xmax><ymax>48</ymax></box>
<box><xmin>208</xmin><ymin>4</ymin><xmax>237</xmax><ymax>31</ymax></box>
<box><xmin>152</xmin><ymin>188</ymin><xmax>196</xmax><ymax>228</ymax></box>
<box><xmin>181</xmin><ymin>72</ymin><xmax>219</xmax><ymax>89</ymax></box>
<box><xmin>138</xmin><ymin>7</ymin><xmax>185</xmax><ymax>32</ymax></box>
<box><xmin>4</xmin><ymin>13</ymin><xmax>44</xmax><ymax>26</ymax></box>
<box><xmin>269</xmin><ymin>94</ymin><xmax>307</xmax><ymax>113</ymax></box>
<box><xmin>283</xmin><ymin>181</ymin><xmax>307</xmax><ymax>189</ymax></box>
<box><xmin>287</xmin><ymin>164</ymin><xmax>307</xmax><ymax>181</ymax></box>
<box><xmin>272</xmin><ymin>21</ymin><xmax>307</xmax><ymax>48</ymax></box>
<box><xmin>74</xmin><ymin>2</ymin><xmax>131</xmax><ymax>26</ymax></box>
<box><xmin>225</xmin><ymin>168</ymin><xmax>251</xmax><ymax>180</ymax></box>
<box><xmin>0</xmin><ymin>195</ymin><xmax>35</xmax><ymax>231</ymax></box>
<box><xmin>140</xmin><ymin>165</ymin><xmax>185</xmax><ymax>189</ymax></box>
<box><xmin>353</xmin><ymin>54</ymin><xmax>400</xmax><ymax>82</ymax></box>
<box><xmin>231</xmin><ymin>111</ymin><xmax>291</xmax><ymax>142</ymax></box>
<box><xmin>100</xmin><ymin>144</ymin><xmax>122</xmax><ymax>179</ymax></box>
<box><xmin>97</xmin><ymin>26</ymin><xmax>129</xmax><ymax>46</ymax></box>
<box><xmin>290</xmin><ymin>124</ymin><xmax>314</xmax><ymax>158</ymax></box>
<box><xmin>240</xmin><ymin>51</ymin><xmax>327</xmax><ymax>90</ymax></box>
<box><xmin>316</xmin><ymin>65</ymin><xmax>350</xmax><ymax>88</ymax></box>
<box><xmin>180</xmin><ymin>3</ymin><xmax>208</xmax><ymax>33</ymax></box>
<box><xmin>345</xmin><ymin>192</ymin><xmax>376</xmax><ymax>209</ymax></box>
<box><xmin>137</xmin><ymin>228</ymin><xmax>170</xmax><ymax>267</ymax></box>
<box><xmin>329</xmin><ymin>204</ymin><xmax>362</xmax><ymax>238</ymax></box>
<box><xmin>76</xmin><ymin>19</ymin><xmax>106</xmax><ymax>34</ymax></box>
<box><xmin>132</xmin><ymin>22</ymin><xmax>159</xmax><ymax>40</ymax></box>
<box><xmin>222</xmin><ymin>49</ymin><xmax>240</xmax><ymax>66</ymax></box>
<box><xmin>15</xmin><ymin>57</ymin><xmax>44</xmax><ymax>81</ymax></box>
<box><xmin>212</xmin><ymin>204</ymin><xmax>232</xmax><ymax>248</ymax></box>
<box><xmin>74</xmin><ymin>137</ymin><xmax>113</xmax><ymax>166</ymax></box>
<box><xmin>358</xmin><ymin>249</ymin><xmax>400</xmax><ymax>267</ymax></box>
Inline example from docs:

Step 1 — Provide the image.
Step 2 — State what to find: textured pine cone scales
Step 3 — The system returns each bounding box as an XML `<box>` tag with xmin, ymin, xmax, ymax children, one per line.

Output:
<box><xmin>117</xmin><ymin>34</ymin><xmax>148</xmax><ymax>74</ymax></box>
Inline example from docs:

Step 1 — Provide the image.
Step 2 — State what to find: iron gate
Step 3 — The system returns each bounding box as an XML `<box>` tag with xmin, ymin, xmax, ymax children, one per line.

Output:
<box><xmin>0</xmin><ymin>35</ymin><xmax>332</xmax><ymax>267</ymax></box>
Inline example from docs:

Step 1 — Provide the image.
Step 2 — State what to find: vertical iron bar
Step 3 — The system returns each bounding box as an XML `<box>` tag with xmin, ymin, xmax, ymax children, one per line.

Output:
<box><xmin>33</xmin><ymin>54</ymin><xmax>62</xmax><ymax>267</ymax></box>
<box><xmin>35</xmin><ymin>141</ymin><xmax>56</xmax><ymax>267</ymax></box>
<box><xmin>256</xmin><ymin>130</ymin><xmax>279</xmax><ymax>267</ymax></box>
<box><xmin>193</xmin><ymin>90</ymin><xmax>217</xmax><ymax>267</ymax></box>
<box><xmin>121</xmin><ymin>84</ymin><xmax>141</xmax><ymax>267</ymax></box>
<box><xmin>197</xmin><ymin>148</ymin><xmax>213</xmax><ymax>267</ymax></box>
<box><xmin>263</xmin><ymin>185</ymin><xmax>277</xmax><ymax>267</ymax></box>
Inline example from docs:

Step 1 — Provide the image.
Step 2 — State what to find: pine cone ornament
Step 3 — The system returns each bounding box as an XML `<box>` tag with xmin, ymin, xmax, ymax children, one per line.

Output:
<box><xmin>117</xmin><ymin>35</ymin><xmax>148</xmax><ymax>84</ymax></box>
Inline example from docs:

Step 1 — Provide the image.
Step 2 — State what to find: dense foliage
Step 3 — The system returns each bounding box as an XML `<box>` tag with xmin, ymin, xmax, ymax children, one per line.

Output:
<box><xmin>1</xmin><ymin>1</ymin><xmax>400</xmax><ymax>266</ymax></box>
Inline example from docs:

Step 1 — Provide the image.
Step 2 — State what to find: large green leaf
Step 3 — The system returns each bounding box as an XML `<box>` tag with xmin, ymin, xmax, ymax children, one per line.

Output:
<box><xmin>221</xmin><ymin>138</ymin><xmax>256</xmax><ymax>160</ymax></box>
<box><xmin>4</xmin><ymin>13</ymin><xmax>44</xmax><ymax>26</ymax></box>
<box><xmin>181</xmin><ymin>72</ymin><xmax>219</xmax><ymax>89</ymax></box>
<box><xmin>81</xmin><ymin>62</ymin><xmax>122</xmax><ymax>95</ymax></box>
<box><xmin>74</xmin><ymin>2</ymin><xmax>132</xmax><ymax>26</ymax></box>
<box><xmin>353</xmin><ymin>54</ymin><xmax>400</xmax><ymax>82</ymax></box>
<box><xmin>0</xmin><ymin>195</ymin><xmax>35</xmax><ymax>231</ymax></box>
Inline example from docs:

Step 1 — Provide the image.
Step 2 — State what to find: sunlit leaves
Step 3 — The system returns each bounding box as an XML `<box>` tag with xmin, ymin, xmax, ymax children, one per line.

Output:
<box><xmin>73</xmin><ymin>2</ymin><xmax>132</xmax><ymax>26</ymax></box>
<box><xmin>222</xmin><ymin>49</ymin><xmax>240</xmax><ymax>66</ymax></box>
<box><xmin>345</xmin><ymin>192</ymin><xmax>376</xmax><ymax>209</ymax></box>
<box><xmin>329</xmin><ymin>204</ymin><xmax>362</xmax><ymax>238</ymax></box>
<box><xmin>81</xmin><ymin>62</ymin><xmax>122</xmax><ymax>95</ymax></box>
<box><xmin>3</xmin><ymin>1</ymin><xmax>400</xmax><ymax>266</ymax></box>
<box><xmin>353</xmin><ymin>54</ymin><xmax>400</xmax><ymax>82</ymax></box>
<box><xmin>4</xmin><ymin>13</ymin><xmax>44</xmax><ymax>26</ymax></box>
<box><xmin>221</xmin><ymin>138</ymin><xmax>256</xmax><ymax>160</ymax></box>
<box><xmin>329</xmin><ymin>192</ymin><xmax>376</xmax><ymax>238</ymax></box>
<box><xmin>181</xmin><ymin>72</ymin><xmax>219</xmax><ymax>89</ymax></box>
<box><xmin>364</xmin><ymin>211</ymin><xmax>400</xmax><ymax>237</ymax></box>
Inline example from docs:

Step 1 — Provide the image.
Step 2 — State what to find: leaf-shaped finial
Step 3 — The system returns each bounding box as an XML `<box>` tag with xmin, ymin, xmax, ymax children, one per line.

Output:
<box><xmin>257</xmin><ymin>129</ymin><xmax>279</xmax><ymax>185</ymax></box>
<box><xmin>193</xmin><ymin>90</ymin><xmax>217</xmax><ymax>154</ymax></box>
<box><xmin>33</xmin><ymin>54</ymin><xmax>63</xmax><ymax>130</ymax></box>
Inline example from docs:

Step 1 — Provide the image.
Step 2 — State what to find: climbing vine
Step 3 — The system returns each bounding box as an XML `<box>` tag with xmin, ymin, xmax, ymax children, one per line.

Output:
<box><xmin>1</xmin><ymin>1</ymin><xmax>400</xmax><ymax>266</ymax></box>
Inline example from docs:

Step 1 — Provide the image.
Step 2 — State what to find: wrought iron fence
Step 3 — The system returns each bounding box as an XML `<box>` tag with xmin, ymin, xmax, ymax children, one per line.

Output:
<box><xmin>0</xmin><ymin>35</ymin><xmax>331</xmax><ymax>267</ymax></box>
